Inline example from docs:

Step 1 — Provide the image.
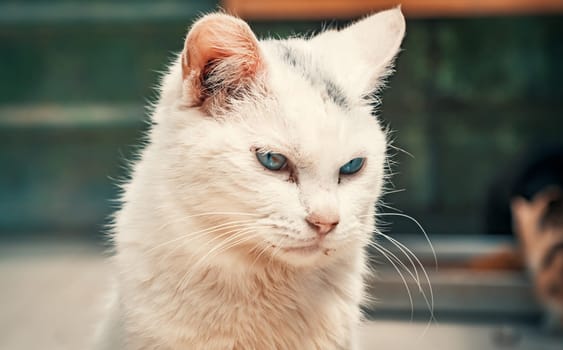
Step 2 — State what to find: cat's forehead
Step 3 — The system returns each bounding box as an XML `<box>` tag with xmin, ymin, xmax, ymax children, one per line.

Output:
<box><xmin>254</xmin><ymin>39</ymin><xmax>385</xmax><ymax>157</ymax></box>
<box><xmin>260</xmin><ymin>40</ymin><xmax>347</xmax><ymax>126</ymax></box>
<box><xmin>266</xmin><ymin>39</ymin><xmax>351</xmax><ymax>111</ymax></box>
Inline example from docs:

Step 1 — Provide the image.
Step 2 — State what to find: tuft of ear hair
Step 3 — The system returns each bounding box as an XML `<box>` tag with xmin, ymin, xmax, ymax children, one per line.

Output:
<box><xmin>181</xmin><ymin>13</ymin><xmax>264</xmax><ymax>108</ymax></box>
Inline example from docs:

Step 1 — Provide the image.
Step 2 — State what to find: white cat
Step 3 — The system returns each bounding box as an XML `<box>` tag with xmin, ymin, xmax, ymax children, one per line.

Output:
<box><xmin>97</xmin><ymin>7</ymin><xmax>405</xmax><ymax>350</ymax></box>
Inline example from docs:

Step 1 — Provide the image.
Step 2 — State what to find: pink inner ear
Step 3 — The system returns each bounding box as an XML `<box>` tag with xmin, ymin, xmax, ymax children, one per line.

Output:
<box><xmin>181</xmin><ymin>14</ymin><xmax>262</xmax><ymax>105</ymax></box>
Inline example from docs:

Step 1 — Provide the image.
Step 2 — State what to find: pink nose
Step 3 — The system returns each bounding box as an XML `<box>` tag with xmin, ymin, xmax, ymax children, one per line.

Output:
<box><xmin>306</xmin><ymin>214</ymin><xmax>339</xmax><ymax>237</ymax></box>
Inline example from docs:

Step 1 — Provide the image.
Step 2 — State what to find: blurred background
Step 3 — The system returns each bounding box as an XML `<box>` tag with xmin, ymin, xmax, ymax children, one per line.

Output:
<box><xmin>1</xmin><ymin>0</ymin><xmax>563</xmax><ymax>349</ymax></box>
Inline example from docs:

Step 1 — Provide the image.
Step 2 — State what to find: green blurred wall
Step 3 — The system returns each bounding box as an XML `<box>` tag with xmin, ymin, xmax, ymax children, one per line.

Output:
<box><xmin>1</xmin><ymin>1</ymin><xmax>562</xmax><ymax>236</ymax></box>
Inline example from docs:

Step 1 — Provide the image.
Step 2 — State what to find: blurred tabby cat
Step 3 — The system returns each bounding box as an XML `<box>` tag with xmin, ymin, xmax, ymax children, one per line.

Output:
<box><xmin>96</xmin><ymin>7</ymin><xmax>406</xmax><ymax>349</ymax></box>
<box><xmin>473</xmin><ymin>148</ymin><xmax>563</xmax><ymax>331</ymax></box>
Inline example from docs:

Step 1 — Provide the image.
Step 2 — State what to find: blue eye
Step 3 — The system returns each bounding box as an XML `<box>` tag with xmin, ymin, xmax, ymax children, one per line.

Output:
<box><xmin>339</xmin><ymin>157</ymin><xmax>365</xmax><ymax>175</ymax></box>
<box><xmin>256</xmin><ymin>151</ymin><xmax>287</xmax><ymax>171</ymax></box>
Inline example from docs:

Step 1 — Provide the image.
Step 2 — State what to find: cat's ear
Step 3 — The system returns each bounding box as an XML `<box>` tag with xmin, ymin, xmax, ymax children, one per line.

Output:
<box><xmin>311</xmin><ymin>7</ymin><xmax>405</xmax><ymax>97</ymax></box>
<box><xmin>181</xmin><ymin>13</ymin><xmax>264</xmax><ymax>108</ymax></box>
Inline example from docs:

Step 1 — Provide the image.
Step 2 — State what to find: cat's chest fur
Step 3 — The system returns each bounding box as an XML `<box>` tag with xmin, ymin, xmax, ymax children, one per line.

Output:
<box><xmin>118</xmin><ymin>251</ymin><xmax>363</xmax><ymax>349</ymax></box>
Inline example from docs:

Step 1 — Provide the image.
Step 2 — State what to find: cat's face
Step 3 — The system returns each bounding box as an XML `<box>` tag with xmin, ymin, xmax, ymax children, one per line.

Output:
<box><xmin>513</xmin><ymin>193</ymin><xmax>563</xmax><ymax>317</ymax></box>
<box><xmin>154</xmin><ymin>9</ymin><xmax>405</xmax><ymax>267</ymax></box>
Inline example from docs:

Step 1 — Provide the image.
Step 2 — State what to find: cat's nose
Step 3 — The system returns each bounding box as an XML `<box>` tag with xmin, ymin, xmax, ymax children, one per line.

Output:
<box><xmin>306</xmin><ymin>213</ymin><xmax>339</xmax><ymax>237</ymax></box>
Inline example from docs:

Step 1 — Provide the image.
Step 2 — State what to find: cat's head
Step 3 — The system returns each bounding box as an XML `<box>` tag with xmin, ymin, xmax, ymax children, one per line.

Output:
<box><xmin>513</xmin><ymin>191</ymin><xmax>563</xmax><ymax>320</ymax></box>
<box><xmin>153</xmin><ymin>9</ymin><xmax>405</xmax><ymax>267</ymax></box>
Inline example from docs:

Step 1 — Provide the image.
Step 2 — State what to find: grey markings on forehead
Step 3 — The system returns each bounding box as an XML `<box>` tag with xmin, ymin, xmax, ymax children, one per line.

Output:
<box><xmin>276</xmin><ymin>42</ymin><xmax>349</xmax><ymax>109</ymax></box>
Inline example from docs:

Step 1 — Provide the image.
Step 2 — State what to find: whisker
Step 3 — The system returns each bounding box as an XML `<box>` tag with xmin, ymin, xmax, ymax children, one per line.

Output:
<box><xmin>178</xmin><ymin>211</ymin><xmax>262</xmax><ymax>218</ymax></box>
<box><xmin>249</xmin><ymin>239</ymin><xmax>273</xmax><ymax>269</ymax></box>
<box><xmin>268</xmin><ymin>236</ymin><xmax>287</xmax><ymax>267</ymax></box>
<box><xmin>372</xmin><ymin>230</ymin><xmax>420</xmax><ymax>280</ymax></box>
<box><xmin>147</xmin><ymin>219</ymin><xmax>258</xmax><ymax>254</ymax></box>
<box><xmin>368</xmin><ymin>240</ymin><xmax>421</xmax><ymax>288</ymax></box>
<box><xmin>380</xmin><ymin>188</ymin><xmax>406</xmax><ymax>196</ymax></box>
<box><xmin>376</xmin><ymin>231</ymin><xmax>436</xmax><ymax>326</ymax></box>
<box><xmin>387</xmin><ymin>143</ymin><xmax>414</xmax><ymax>159</ymax></box>
<box><xmin>367</xmin><ymin>241</ymin><xmax>415</xmax><ymax>320</ymax></box>
<box><xmin>176</xmin><ymin>228</ymin><xmax>264</xmax><ymax>292</ymax></box>
<box><xmin>360</xmin><ymin>210</ymin><xmax>437</xmax><ymax>329</ymax></box>
<box><xmin>158</xmin><ymin>222</ymin><xmax>264</xmax><ymax>263</ymax></box>
<box><xmin>154</xmin><ymin>211</ymin><xmax>261</xmax><ymax>233</ymax></box>
<box><xmin>361</xmin><ymin>212</ymin><xmax>437</xmax><ymax>270</ymax></box>
<box><xmin>375</xmin><ymin>202</ymin><xmax>402</xmax><ymax>217</ymax></box>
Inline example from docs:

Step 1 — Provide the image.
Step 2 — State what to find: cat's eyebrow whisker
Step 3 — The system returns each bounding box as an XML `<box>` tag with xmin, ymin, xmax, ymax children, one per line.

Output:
<box><xmin>367</xmin><ymin>241</ymin><xmax>415</xmax><ymax>320</ymax></box>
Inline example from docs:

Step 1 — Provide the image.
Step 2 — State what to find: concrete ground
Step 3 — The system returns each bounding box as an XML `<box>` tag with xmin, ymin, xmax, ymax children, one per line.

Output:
<box><xmin>1</xmin><ymin>241</ymin><xmax>561</xmax><ymax>350</ymax></box>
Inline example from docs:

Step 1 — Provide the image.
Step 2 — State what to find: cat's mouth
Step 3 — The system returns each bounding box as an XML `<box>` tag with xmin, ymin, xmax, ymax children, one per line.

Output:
<box><xmin>280</xmin><ymin>242</ymin><xmax>336</xmax><ymax>256</ymax></box>
<box><xmin>268</xmin><ymin>232</ymin><xmax>339</xmax><ymax>258</ymax></box>
<box><xmin>282</xmin><ymin>243</ymin><xmax>321</xmax><ymax>254</ymax></box>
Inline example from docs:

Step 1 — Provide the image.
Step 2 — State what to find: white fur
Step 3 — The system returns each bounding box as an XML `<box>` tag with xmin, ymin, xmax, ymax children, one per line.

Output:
<box><xmin>97</xmin><ymin>8</ymin><xmax>405</xmax><ymax>350</ymax></box>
